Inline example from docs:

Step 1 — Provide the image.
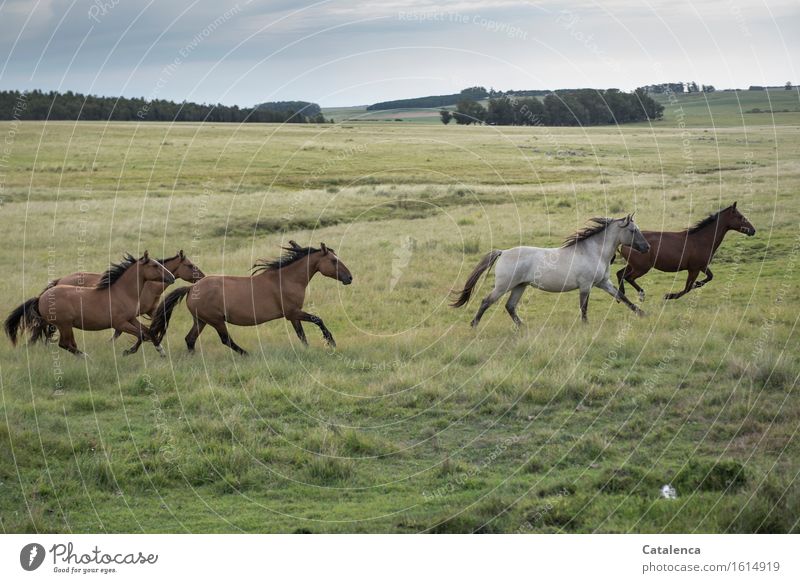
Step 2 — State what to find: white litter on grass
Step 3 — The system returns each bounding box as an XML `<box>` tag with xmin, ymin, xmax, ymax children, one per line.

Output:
<box><xmin>661</xmin><ymin>484</ymin><xmax>677</xmax><ymax>499</ymax></box>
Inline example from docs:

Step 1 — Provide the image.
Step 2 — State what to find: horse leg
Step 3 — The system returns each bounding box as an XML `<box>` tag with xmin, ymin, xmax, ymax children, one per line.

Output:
<box><xmin>290</xmin><ymin>319</ymin><xmax>308</xmax><ymax>346</ymax></box>
<box><xmin>109</xmin><ymin>329</ymin><xmax>122</xmax><ymax>342</ymax></box>
<box><xmin>504</xmin><ymin>284</ymin><xmax>527</xmax><ymax>328</ymax></box>
<box><xmin>626</xmin><ymin>275</ymin><xmax>647</xmax><ymax>303</ymax></box>
<box><xmin>471</xmin><ymin>286</ymin><xmax>505</xmax><ymax>329</ymax></box>
<box><xmin>694</xmin><ymin>267</ymin><xmax>713</xmax><ymax>288</ymax></box>
<box><xmin>665</xmin><ymin>270</ymin><xmax>699</xmax><ymax>300</ymax></box>
<box><xmin>287</xmin><ymin>310</ymin><xmax>335</xmax><ymax>347</ymax></box>
<box><xmin>185</xmin><ymin>315</ymin><xmax>206</xmax><ymax>352</ymax></box>
<box><xmin>596</xmin><ymin>280</ymin><xmax>645</xmax><ymax>316</ymax></box>
<box><xmin>579</xmin><ymin>286</ymin><xmax>591</xmax><ymax>322</ymax></box>
<box><xmin>57</xmin><ymin>325</ymin><xmax>84</xmax><ymax>356</ymax></box>
<box><xmin>620</xmin><ymin>264</ymin><xmax>648</xmax><ymax>302</ymax></box>
<box><xmin>615</xmin><ymin>267</ymin><xmax>627</xmax><ymax>297</ymax></box>
<box><xmin>210</xmin><ymin>321</ymin><xmax>248</xmax><ymax>356</ymax></box>
<box><xmin>118</xmin><ymin>319</ymin><xmax>156</xmax><ymax>356</ymax></box>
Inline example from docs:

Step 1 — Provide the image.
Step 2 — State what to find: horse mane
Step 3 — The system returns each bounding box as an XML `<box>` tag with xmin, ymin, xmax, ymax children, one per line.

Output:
<box><xmin>252</xmin><ymin>244</ymin><xmax>330</xmax><ymax>274</ymax></box>
<box><xmin>95</xmin><ymin>253</ymin><xmax>138</xmax><ymax>289</ymax></box>
<box><xmin>562</xmin><ymin>217</ymin><xmax>614</xmax><ymax>247</ymax></box>
<box><xmin>687</xmin><ymin>206</ymin><xmax>731</xmax><ymax>233</ymax></box>
<box><xmin>156</xmin><ymin>253</ymin><xmax>180</xmax><ymax>265</ymax></box>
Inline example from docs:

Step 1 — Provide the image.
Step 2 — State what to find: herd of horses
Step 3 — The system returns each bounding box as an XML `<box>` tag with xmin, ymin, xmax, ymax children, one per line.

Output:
<box><xmin>5</xmin><ymin>202</ymin><xmax>754</xmax><ymax>357</ymax></box>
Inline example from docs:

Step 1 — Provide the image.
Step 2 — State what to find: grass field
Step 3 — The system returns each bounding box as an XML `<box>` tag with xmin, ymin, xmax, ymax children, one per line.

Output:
<box><xmin>1</xmin><ymin>90</ymin><xmax>798</xmax><ymax>533</ymax></box>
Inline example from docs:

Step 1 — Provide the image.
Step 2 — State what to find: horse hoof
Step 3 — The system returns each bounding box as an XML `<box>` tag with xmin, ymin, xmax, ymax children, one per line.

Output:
<box><xmin>636</xmin><ymin>309</ymin><xmax>646</xmax><ymax>317</ymax></box>
<box><xmin>122</xmin><ymin>349</ymin><xmax>134</xmax><ymax>356</ymax></box>
<box><xmin>155</xmin><ymin>345</ymin><xmax>166</xmax><ymax>358</ymax></box>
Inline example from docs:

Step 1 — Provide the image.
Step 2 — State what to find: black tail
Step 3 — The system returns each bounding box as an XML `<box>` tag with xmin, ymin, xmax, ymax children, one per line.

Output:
<box><xmin>150</xmin><ymin>286</ymin><xmax>191</xmax><ymax>344</ymax></box>
<box><xmin>450</xmin><ymin>250</ymin><xmax>502</xmax><ymax>308</ymax></box>
<box><xmin>5</xmin><ymin>297</ymin><xmax>47</xmax><ymax>346</ymax></box>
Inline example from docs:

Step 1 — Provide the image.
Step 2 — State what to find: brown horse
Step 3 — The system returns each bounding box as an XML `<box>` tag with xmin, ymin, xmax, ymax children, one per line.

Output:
<box><xmin>149</xmin><ymin>241</ymin><xmax>353</xmax><ymax>355</ymax></box>
<box><xmin>617</xmin><ymin>202</ymin><xmax>755</xmax><ymax>301</ymax></box>
<box><xmin>47</xmin><ymin>250</ymin><xmax>205</xmax><ymax>352</ymax></box>
<box><xmin>5</xmin><ymin>252</ymin><xmax>175</xmax><ymax>356</ymax></box>
<box><xmin>48</xmin><ymin>250</ymin><xmax>205</xmax><ymax>319</ymax></box>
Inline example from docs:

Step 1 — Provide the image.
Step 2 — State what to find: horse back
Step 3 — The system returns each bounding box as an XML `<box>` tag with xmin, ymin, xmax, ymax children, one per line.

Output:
<box><xmin>52</xmin><ymin>271</ymin><xmax>102</xmax><ymax>288</ymax></box>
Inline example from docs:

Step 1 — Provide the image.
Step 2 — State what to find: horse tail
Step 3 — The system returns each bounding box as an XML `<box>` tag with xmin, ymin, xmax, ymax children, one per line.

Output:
<box><xmin>150</xmin><ymin>286</ymin><xmax>191</xmax><ymax>344</ymax></box>
<box><xmin>4</xmin><ymin>297</ymin><xmax>45</xmax><ymax>346</ymax></box>
<box><xmin>450</xmin><ymin>250</ymin><xmax>502</xmax><ymax>308</ymax></box>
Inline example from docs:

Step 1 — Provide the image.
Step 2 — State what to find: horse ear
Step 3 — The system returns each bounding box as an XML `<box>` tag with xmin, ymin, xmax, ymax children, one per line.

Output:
<box><xmin>143</xmin><ymin>250</ymin><xmax>150</xmax><ymax>262</ymax></box>
<box><xmin>289</xmin><ymin>240</ymin><xmax>300</xmax><ymax>249</ymax></box>
<box><xmin>732</xmin><ymin>201</ymin><xmax>737</xmax><ymax>209</ymax></box>
<box><xmin>179</xmin><ymin>249</ymin><xmax>185</xmax><ymax>259</ymax></box>
<box><xmin>320</xmin><ymin>243</ymin><xmax>328</xmax><ymax>255</ymax></box>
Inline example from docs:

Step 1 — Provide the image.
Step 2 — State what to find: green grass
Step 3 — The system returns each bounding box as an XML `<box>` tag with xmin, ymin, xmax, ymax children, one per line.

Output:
<box><xmin>0</xmin><ymin>101</ymin><xmax>798</xmax><ymax>532</ymax></box>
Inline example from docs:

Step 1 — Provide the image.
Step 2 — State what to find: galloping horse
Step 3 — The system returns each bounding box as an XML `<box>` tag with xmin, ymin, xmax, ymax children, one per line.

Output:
<box><xmin>5</xmin><ymin>252</ymin><xmax>174</xmax><ymax>356</ymax></box>
<box><xmin>149</xmin><ymin>241</ymin><xmax>353</xmax><ymax>355</ymax></box>
<box><xmin>46</xmin><ymin>250</ymin><xmax>205</xmax><ymax>353</ymax></box>
<box><xmin>617</xmin><ymin>202</ymin><xmax>756</xmax><ymax>301</ymax></box>
<box><xmin>48</xmin><ymin>250</ymin><xmax>205</xmax><ymax>319</ymax></box>
<box><xmin>451</xmin><ymin>215</ymin><xmax>650</xmax><ymax>326</ymax></box>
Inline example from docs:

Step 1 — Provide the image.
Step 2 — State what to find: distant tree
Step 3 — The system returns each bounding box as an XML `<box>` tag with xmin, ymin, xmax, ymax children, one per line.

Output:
<box><xmin>439</xmin><ymin>109</ymin><xmax>452</xmax><ymax>125</ymax></box>
<box><xmin>459</xmin><ymin>86</ymin><xmax>489</xmax><ymax>100</ymax></box>
<box><xmin>701</xmin><ymin>84</ymin><xmax>715</xmax><ymax>93</ymax></box>
<box><xmin>786</xmin><ymin>81</ymin><xmax>793</xmax><ymax>90</ymax></box>
<box><xmin>486</xmin><ymin>96</ymin><xmax>515</xmax><ymax>125</ymax></box>
<box><xmin>687</xmin><ymin>81</ymin><xmax>699</xmax><ymax>93</ymax></box>
<box><xmin>453</xmin><ymin>99</ymin><xmax>486</xmax><ymax>125</ymax></box>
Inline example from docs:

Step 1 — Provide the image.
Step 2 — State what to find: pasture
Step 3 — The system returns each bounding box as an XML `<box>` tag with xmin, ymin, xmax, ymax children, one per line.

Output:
<box><xmin>1</xmin><ymin>92</ymin><xmax>798</xmax><ymax>533</ymax></box>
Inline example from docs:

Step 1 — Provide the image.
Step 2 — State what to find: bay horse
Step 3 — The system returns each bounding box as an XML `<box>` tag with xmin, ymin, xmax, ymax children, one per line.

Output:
<box><xmin>617</xmin><ymin>202</ymin><xmax>755</xmax><ymax>301</ymax></box>
<box><xmin>149</xmin><ymin>241</ymin><xmax>353</xmax><ymax>355</ymax></box>
<box><xmin>5</xmin><ymin>252</ymin><xmax>174</xmax><ymax>356</ymax></box>
<box><xmin>46</xmin><ymin>250</ymin><xmax>205</xmax><ymax>352</ymax></box>
<box><xmin>47</xmin><ymin>250</ymin><xmax>205</xmax><ymax>319</ymax></box>
<box><xmin>452</xmin><ymin>215</ymin><xmax>650</xmax><ymax>326</ymax></box>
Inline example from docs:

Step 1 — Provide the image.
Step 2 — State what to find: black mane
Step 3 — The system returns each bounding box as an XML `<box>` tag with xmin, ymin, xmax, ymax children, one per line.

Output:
<box><xmin>687</xmin><ymin>207</ymin><xmax>729</xmax><ymax>233</ymax></box>
<box><xmin>156</xmin><ymin>253</ymin><xmax>180</xmax><ymax>265</ymax></box>
<box><xmin>562</xmin><ymin>217</ymin><xmax>614</xmax><ymax>247</ymax></box>
<box><xmin>95</xmin><ymin>253</ymin><xmax>138</xmax><ymax>289</ymax></box>
<box><xmin>252</xmin><ymin>244</ymin><xmax>329</xmax><ymax>274</ymax></box>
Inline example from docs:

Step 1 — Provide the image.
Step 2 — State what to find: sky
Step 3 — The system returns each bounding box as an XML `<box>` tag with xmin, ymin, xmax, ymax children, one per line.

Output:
<box><xmin>0</xmin><ymin>0</ymin><xmax>797</xmax><ymax>107</ymax></box>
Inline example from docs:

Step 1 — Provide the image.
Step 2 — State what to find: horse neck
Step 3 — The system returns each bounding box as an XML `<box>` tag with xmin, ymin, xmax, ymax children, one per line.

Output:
<box><xmin>258</xmin><ymin>254</ymin><xmax>319</xmax><ymax>287</ymax></box>
<box><xmin>162</xmin><ymin>257</ymin><xmax>181</xmax><ymax>275</ymax></box>
<box><xmin>110</xmin><ymin>264</ymin><xmax>148</xmax><ymax>299</ymax></box>
<box><xmin>586</xmin><ymin>230</ymin><xmax>619</xmax><ymax>264</ymax></box>
<box><xmin>692</xmin><ymin>216</ymin><xmax>729</xmax><ymax>251</ymax></box>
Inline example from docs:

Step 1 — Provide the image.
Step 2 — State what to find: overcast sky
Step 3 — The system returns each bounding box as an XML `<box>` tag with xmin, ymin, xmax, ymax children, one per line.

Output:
<box><xmin>1</xmin><ymin>0</ymin><xmax>797</xmax><ymax>107</ymax></box>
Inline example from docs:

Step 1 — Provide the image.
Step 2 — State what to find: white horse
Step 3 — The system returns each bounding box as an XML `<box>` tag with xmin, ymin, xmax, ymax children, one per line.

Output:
<box><xmin>451</xmin><ymin>215</ymin><xmax>651</xmax><ymax>326</ymax></box>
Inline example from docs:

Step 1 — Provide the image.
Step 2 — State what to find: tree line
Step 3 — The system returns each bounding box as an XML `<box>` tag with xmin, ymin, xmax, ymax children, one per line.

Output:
<box><xmin>367</xmin><ymin>86</ymin><xmax>490</xmax><ymax>111</ymax></box>
<box><xmin>440</xmin><ymin>89</ymin><xmax>664</xmax><ymax>126</ymax></box>
<box><xmin>0</xmin><ymin>90</ymin><xmax>326</xmax><ymax>123</ymax></box>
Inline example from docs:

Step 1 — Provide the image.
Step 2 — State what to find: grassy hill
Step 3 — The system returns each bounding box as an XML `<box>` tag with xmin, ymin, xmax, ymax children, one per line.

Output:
<box><xmin>323</xmin><ymin>89</ymin><xmax>800</xmax><ymax>126</ymax></box>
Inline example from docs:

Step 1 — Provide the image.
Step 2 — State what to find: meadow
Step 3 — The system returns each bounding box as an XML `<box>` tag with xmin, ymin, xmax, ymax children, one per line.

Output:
<box><xmin>0</xmin><ymin>90</ymin><xmax>798</xmax><ymax>533</ymax></box>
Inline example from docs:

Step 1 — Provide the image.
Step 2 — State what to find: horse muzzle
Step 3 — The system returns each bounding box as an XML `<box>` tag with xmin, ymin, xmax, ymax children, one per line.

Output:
<box><xmin>634</xmin><ymin>241</ymin><xmax>651</xmax><ymax>253</ymax></box>
<box><xmin>341</xmin><ymin>275</ymin><xmax>353</xmax><ymax>285</ymax></box>
<box><xmin>741</xmin><ymin>227</ymin><xmax>756</xmax><ymax>236</ymax></box>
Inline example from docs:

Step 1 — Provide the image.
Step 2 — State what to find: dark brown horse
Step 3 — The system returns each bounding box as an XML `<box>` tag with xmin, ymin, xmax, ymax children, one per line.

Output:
<box><xmin>5</xmin><ymin>252</ymin><xmax>174</xmax><ymax>356</ymax></box>
<box><xmin>617</xmin><ymin>202</ymin><xmax>755</xmax><ymax>301</ymax></box>
<box><xmin>149</xmin><ymin>241</ymin><xmax>352</xmax><ymax>355</ymax></box>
